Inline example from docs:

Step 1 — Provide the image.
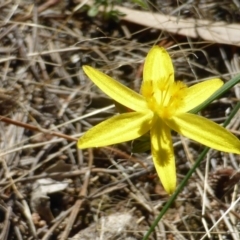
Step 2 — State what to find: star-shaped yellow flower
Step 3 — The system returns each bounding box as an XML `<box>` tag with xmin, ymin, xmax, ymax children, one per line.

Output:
<box><xmin>78</xmin><ymin>46</ymin><xmax>240</xmax><ymax>194</ymax></box>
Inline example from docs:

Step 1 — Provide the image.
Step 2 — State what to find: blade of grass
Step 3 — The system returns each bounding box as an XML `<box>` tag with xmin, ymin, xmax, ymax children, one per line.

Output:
<box><xmin>143</xmin><ymin>76</ymin><xmax>240</xmax><ymax>239</ymax></box>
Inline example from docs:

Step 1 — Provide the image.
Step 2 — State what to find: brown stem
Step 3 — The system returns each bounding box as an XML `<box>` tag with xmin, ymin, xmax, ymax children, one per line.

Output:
<box><xmin>0</xmin><ymin>115</ymin><xmax>78</xmax><ymax>142</ymax></box>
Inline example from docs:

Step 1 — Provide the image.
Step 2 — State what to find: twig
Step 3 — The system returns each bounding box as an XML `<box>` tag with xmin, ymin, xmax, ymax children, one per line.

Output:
<box><xmin>116</xmin><ymin>6</ymin><xmax>240</xmax><ymax>46</ymax></box>
<box><xmin>0</xmin><ymin>115</ymin><xmax>77</xmax><ymax>142</ymax></box>
<box><xmin>60</xmin><ymin>148</ymin><xmax>93</xmax><ymax>240</ymax></box>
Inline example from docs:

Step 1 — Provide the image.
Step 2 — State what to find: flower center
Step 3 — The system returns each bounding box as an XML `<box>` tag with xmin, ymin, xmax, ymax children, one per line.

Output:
<box><xmin>141</xmin><ymin>80</ymin><xmax>187</xmax><ymax>119</ymax></box>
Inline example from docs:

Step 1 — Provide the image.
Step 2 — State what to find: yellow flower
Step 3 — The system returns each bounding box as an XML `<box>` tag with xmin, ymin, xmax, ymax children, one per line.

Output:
<box><xmin>78</xmin><ymin>46</ymin><xmax>240</xmax><ymax>194</ymax></box>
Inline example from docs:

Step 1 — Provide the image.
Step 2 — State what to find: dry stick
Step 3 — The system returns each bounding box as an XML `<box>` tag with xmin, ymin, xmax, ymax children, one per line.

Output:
<box><xmin>89</xmin><ymin>167</ymin><xmax>153</xmax><ymax>199</ymax></box>
<box><xmin>0</xmin><ymin>115</ymin><xmax>77</xmax><ymax>142</ymax></box>
<box><xmin>0</xmin><ymin>206</ymin><xmax>11</xmax><ymax>240</ymax></box>
<box><xmin>76</xmin><ymin>0</ymin><xmax>240</xmax><ymax>46</ymax></box>
<box><xmin>0</xmin><ymin>115</ymin><xmax>145</xmax><ymax>167</ymax></box>
<box><xmin>14</xmin><ymin>28</ymin><xmax>41</xmax><ymax>82</ymax></box>
<box><xmin>14</xmin><ymin>0</ymin><xmax>61</xmax><ymax>22</ymax></box>
<box><xmin>0</xmin><ymin>168</ymin><xmax>123</xmax><ymax>186</ymax></box>
<box><xmin>116</xmin><ymin>6</ymin><xmax>240</xmax><ymax>47</ymax></box>
<box><xmin>104</xmin><ymin>146</ymin><xmax>147</xmax><ymax>169</ymax></box>
<box><xmin>60</xmin><ymin>148</ymin><xmax>93</xmax><ymax>240</ymax></box>
<box><xmin>0</xmin><ymin>157</ymin><xmax>37</xmax><ymax>239</ymax></box>
<box><xmin>42</xmin><ymin>208</ymin><xmax>73</xmax><ymax>240</ymax></box>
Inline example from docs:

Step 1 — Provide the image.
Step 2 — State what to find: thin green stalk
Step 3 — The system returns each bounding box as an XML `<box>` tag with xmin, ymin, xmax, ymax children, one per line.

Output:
<box><xmin>143</xmin><ymin>83</ymin><xmax>240</xmax><ymax>239</ymax></box>
<box><xmin>143</xmin><ymin>148</ymin><xmax>209</xmax><ymax>240</ymax></box>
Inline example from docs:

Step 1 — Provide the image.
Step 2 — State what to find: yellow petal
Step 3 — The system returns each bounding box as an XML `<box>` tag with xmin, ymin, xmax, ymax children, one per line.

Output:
<box><xmin>78</xmin><ymin>111</ymin><xmax>153</xmax><ymax>149</ymax></box>
<box><xmin>166</xmin><ymin>113</ymin><xmax>240</xmax><ymax>154</ymax></box>
<box><xmin>143</xmin><ymin>46</ymin><xmax>174</xmax><ymax>89</ymax></box>
<box><xmin>150</xmin><ymin>119</ymin><xmax>176</xmax><ymax>194</ymax></box>
<box><xmin>83</xmin><ymin>65</ymin><xmax>148</xmax><ymax>112</ymax></box>
<box><xmin>178</xmin><ymin>78</ymin><xmax>223</xmax><ymax>113</ymax></box>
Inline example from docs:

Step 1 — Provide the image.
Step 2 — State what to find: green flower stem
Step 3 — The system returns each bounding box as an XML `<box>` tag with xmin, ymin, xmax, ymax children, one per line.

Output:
<box><xmin>143</xmin><ymin>147</ymin><xmax>209</xmax><ymax>240</ymax></box>
<box><xmin>143</xmin><ymin>96</ymin><xmax>240</xmax><ymax>240</ymax></box>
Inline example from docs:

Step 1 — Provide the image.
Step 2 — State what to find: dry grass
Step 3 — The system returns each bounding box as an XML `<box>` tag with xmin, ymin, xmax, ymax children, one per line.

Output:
<box><xmin>0</xmin><ymin>0</ymin><xmax>239</xmax><ymax>239</ymax></box>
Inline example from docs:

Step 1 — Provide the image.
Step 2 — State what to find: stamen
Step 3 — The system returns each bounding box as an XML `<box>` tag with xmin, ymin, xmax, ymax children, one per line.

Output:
<box><xmin>158</xmin><ymin>73</ymin><xmax>174</xmax><ymax>90</ymax></box>
<box><xmin>142</xmin><ymin>78</ymin><xmax>187</xmax><ymax>119</ymax></box>
<box><xmin>157</xmin><ymin>81</ymin><xmax>187</xmax><ymax>119</ymax></box>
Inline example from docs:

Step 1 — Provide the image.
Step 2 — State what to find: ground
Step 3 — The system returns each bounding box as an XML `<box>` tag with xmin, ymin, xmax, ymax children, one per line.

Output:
<box><xmin>0</xmin><ymin>0</ymin><xmax>240</xmax><ymax>239</ymax></box>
